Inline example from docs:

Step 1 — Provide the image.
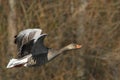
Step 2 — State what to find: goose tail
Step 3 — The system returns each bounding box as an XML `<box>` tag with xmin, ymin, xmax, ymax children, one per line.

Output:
<box><xmin>6</xmin><ymin>55</ymin><xmax>31</xmax><ymax>68</ymax></box>
<box><xmin>6</xmin><ymin>58</ymin><xmax>27</xmax><ymax>68</ymax></box>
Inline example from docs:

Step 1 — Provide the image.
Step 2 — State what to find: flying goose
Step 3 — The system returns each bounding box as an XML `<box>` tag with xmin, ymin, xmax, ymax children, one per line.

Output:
<box><xmin>7</xmin><ymin>29</ymin><xmax>82</xmax><ymax>68</ymax></box>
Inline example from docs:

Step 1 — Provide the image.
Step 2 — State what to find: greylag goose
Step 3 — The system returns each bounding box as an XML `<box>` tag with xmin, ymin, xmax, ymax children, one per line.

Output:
<box><xmin>7</xmin><ymin>29</ymin><xmax>82</xmax><ymax>68</ymax></box>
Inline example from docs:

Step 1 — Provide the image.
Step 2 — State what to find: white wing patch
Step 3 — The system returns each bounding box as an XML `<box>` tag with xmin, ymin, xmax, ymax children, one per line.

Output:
<box><xmin>6</xmin><ymin>58</ymin><xmax>28</xmax><ymax>68</ymax></box>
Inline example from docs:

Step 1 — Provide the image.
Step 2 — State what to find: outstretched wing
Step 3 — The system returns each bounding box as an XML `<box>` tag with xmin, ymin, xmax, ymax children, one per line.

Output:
<box><xmin>14</xmin><ymin>29</ymin><xmax>42</xmax><ymax>58</ymax></box>
<box><xmin>31</xmin><ymin>34</ymin><xmax>48</xmax><ymax>56</ymax></box>
<box><xmin>18</xmin><ymin>39</ymin><xmax>34</xmax><ymax>58</ymax></box>
<box><xmin>26</xmin><ymin>34</ymin><xmax>48</xmax><ymax>67</ymax></box>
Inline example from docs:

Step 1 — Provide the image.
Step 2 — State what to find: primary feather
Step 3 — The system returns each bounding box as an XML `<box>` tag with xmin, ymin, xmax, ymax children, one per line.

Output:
<box><xmin>14</xmin><ymin>29</ymin><xmax>42</xmax><ymax>58</ymax></box>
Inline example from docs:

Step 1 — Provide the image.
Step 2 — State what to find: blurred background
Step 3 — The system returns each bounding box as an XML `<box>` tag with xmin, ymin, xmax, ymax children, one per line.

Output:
<box><xmin>0</xmin><ymin>0</ymin><xmax>120</xmax><ymax>80</ymax></box>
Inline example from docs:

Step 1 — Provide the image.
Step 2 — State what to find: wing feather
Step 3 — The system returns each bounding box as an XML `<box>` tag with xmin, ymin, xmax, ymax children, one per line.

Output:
<box><xmin>31</xmin><ymin>34</ymin><xmax>48</xmax><ymax>56</ymax></box>
<box><xmin>14</xmin><ymin>29</ymin><xmax>42</xmax><ymax>58</ymax></box>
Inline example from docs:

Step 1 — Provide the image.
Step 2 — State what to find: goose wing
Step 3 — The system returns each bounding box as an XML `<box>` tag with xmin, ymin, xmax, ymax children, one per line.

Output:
<box><xmin>31</xmin><ymin>34</ymin><xmax>48</xmax><ymax>56</ymax></box>
<box><xmin>18</xmin><ymin>39</ymin><xmax>34</xmax><ymax>58</ymax></box>
<box><xmin>14</xmin><ymin>29</ymin><xmax>42</xmax><ymax>58</ymax></box>
<box><xmin>26</xmin><ymin>34</ymin><xmax>48</xmax><ymax>67</ymax></box>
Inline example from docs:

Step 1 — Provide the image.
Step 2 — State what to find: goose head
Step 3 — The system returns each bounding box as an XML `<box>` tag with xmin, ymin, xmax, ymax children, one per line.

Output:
<box><xmin>63</xmin><ymin>43</ymin><xmax>82</xmax><ymax>50</ymax></box>
<box><xmin>57</xmin><ymin>43</ymin><xmax>82</xmax><ymax>53</ymax></box>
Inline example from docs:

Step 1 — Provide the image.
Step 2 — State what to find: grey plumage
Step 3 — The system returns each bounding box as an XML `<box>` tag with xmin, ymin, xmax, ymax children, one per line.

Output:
<box><xmin>14</xmin><ymin>29</ymin><xmax>49</xmax><ymax>67</ymax></box>
<box><xmin>31</xmin><ymin>34</ymin><xmax>48</xmax><ymax>56</ymax></box>
<box><xmin>6</xmin><ymin>28</ymin><xmax>82</xmax><ymax>68</ymax></box>
<box><xmin>27</xmin><ymin>34</ymin><xmax>49</xmax><ymax>67</ymax></box>
<box><xmin>14</xmin><ymin>29</ymin><xmax>42</xmax><ymax>58</ymax></box>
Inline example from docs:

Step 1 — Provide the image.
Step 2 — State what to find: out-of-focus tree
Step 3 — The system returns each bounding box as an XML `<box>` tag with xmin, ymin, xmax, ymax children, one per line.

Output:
<box><xmin>7</xmin><ymin>0</ymin><xmax>17</xmax><ymax>56</ymax></box>
<box><xmin>0</xmin><ymin>0</ymin><xmax>120</xmax><ymax>80</ymax></box>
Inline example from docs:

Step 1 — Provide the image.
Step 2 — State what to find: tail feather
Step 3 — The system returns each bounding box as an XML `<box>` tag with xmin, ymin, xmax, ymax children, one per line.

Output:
<box><xmin>6</xmin><ymin>58</ymin><xmax>28</xmax><ymax>68</ymax></box>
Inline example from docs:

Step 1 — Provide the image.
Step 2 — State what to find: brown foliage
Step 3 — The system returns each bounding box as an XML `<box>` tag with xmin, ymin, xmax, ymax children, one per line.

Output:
<box><xmin>0</xmin><ymin>0</ymin><xmax>120</xmax><ymax>80</ymax></box>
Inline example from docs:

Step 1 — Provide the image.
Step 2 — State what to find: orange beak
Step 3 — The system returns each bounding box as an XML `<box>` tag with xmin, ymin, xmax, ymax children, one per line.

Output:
<box><xmin>75</xmin><ymin>44</ymin><xmax>82</xmax><ymax>49</ymax></box>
